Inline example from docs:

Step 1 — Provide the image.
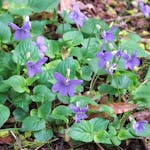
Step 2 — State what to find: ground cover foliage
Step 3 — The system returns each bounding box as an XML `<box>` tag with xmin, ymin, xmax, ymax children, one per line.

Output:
<box><xmin>0</xmin><ymin>0</ymin><xmax>150</xmax><ymax>149</ymax></box>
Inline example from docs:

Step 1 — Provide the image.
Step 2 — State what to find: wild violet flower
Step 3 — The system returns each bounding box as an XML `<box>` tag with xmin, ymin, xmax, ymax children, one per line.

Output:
<box><xmin>115</xmin><ymin>48</ymin><xmax>124</xmax><ymax>58</ymax></box>
<box><xmin>52</xmin><ymin>72</ymin><xmax>83</xmax><ymax>97</ymax></box>
<box><xmin>26</xmin><ymin>57</ymin><xmax>48</xmax><ymax>78</ymax></box>
<box><xmin>70</xmin><ymin>104</ymin><xmax>88</xmax><ymax>123</ymax></box>
<box><xmin>123</xmin><ymin>52</ymin><xmax>140</xmax><ymax>70</ymax></box>
<box><xmin>96</xmin><ymin>50</ymin><xmax>113</xmax><ymax>68</ymax></box>
<box><xmin>139</xmin><ymin>1</ymin><xmax>150</xmax><ymax>18</ymax></box>
<box><xmin>133</xmin><ymin>120</ymin><xmax>148</xmax><ymax>134</ymax></box>
<box><xmin>102</xmin><ymin>27</ymin><xmax>117</xmax><ymax>43</ymax></box>
<box><xmin>8</xmin><ymin>16</ymin><xmax>31</xmax><ymax>41</ymax></box>
<box><xmin>69</xmin><ymin>4</ymin><xmax>87</xmax><ymax>27</ymax></box>
<box><xmin>35</xmin><ymin>36</ymin><xmax>47</xmax><ymax>58</ymax></box>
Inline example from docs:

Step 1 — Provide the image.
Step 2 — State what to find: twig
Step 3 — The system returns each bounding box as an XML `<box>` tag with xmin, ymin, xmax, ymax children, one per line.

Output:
<box><xmin>118</xmin><ymin>146</ymin><xmax>125</xmax><ymax>150</ymax></box>
<box><xmin>10</xmin><ymin>130</ymin><xmax>22</xmax><ymax>150</ymax></box>
<box><xmin>104</xmin><ymin>13</ymin><xmax>143</xmax><ymax>22</ymax></box>
<box><xmin>141</xmin><ymin>78</ymin><xmax>150</xmax><ymax>86</ymax></box>
<box><xmin>35</xmin><ymin>138</ymin><xmax>60</xmax><ymax>150</ymax></box>
<box><xmin>96</xmin><ymin>143</ymin><xmax>105</xmax><ymax>150</ymax></box>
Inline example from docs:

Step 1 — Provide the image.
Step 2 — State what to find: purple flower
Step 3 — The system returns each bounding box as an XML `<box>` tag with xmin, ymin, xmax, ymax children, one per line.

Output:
<box><xmin>35</xmin><ymin>36</ymin><xmax>47</xmax><ymax>58</ymax></box>
<box><xmin>96</xmin><ymin>50</ymin><xmax>113</xmax><ymax>68</ymax></box>
<box><xmin>123</xmin><ymin>52</ymin><xmax>140</xmax><ymax>70</ymax></box>
<box><xmin>115</xmin><ymin>48</ymin><xmax>124</xmax><ymax>58</ymax></box>
<box><xmin>69</xmin><ymin>4</ymin><xmax>87</xmax><ymax>27</ymax></box>
<box><xmin>8</xmin><ymin>18</ymin><xmax>31</xmax><ymax>41</ymax></box>
<box><xmin>70</xmin><ymin>104</ymin><xmax>88</xmax><ymax>123</ymax></box>
<box><xmin>52</xmin><ymin>72</ymin><xmax>83</xmax><ymax>97</ymax></box>
<box><xmin>139</xmin><ymin>1</ymin><xmax>150</xmax><ymax>18</ymax></box>
<box><xmin>133</xmin><ymin>120</ymin><xmax>148</xmax><ymax>134</ymax></box>
<box><xmin>102</xmin><ymin>27</ymin><xmax>117</xmax><ymax>43</ymax></box>
<box><xmin>26</xmin><ymin>57</ymin><xmax>48</xmax><ymax>78</ymax></box>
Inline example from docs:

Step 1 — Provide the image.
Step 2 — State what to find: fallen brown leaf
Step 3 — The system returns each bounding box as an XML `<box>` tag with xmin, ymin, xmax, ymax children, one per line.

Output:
<box><xmin>59</xmin><ymin>0</ymin><xmax>76</xmax><ymax>13</ymax></box>
<box><xmin>89</xmin><ymin>102</ymin><xmax>137</xmax><ymax>114</ymax></box>
<box><xmin>0</xmin><ymin>136</ymin><xmax>14</xmax><ymax>145</ymax></box>
<box><xmin>133</xmin><ymin>109</ymin><xmax>150</xmax><ymax>123</ymax></box>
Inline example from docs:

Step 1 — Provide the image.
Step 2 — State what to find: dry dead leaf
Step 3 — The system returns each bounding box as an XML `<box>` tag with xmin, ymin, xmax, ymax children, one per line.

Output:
<box><xmin>59</xmin><ymin>0</ymin><xmax>76</xmax><ymax>13</ymax></box>
<box><xmin>133</xmin><ymin>109</ymin><xmax>150</xmax><ymax>123</ymax></box>
<box><xmin>89</xmin><ymin>102</ymin><xmax>137</xmax><ymax>114</ymax></box>
<box><xmin>0</xmin><ymin>136</ymin><xmax>14</xmax><ymax>145</ymax></box>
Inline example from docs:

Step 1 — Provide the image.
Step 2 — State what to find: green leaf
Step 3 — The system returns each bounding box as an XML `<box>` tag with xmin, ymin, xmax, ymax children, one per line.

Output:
<box><xmin>69</xmin><ymin>118</ymin><xmax>109</xmax><ymax>142</ymax></box>
<box><xmin>81</xmin><ymin>18</ymin><xmax>109</xmax><ymax>35</ymax></box>
<box><xmin>0</xmin><ymin>0</ymin><xmax>2</xmax><ymax>8</ymax></box>
<box><xmin>38</xmin><ymin>68</ymin><xmax>55</xmax><ymax>85</ymax></box>
<box><xmin>99</xmin><ymin>105</ymin><xmax>114</xmax><ymax>116</ymax></box>
<box><xmin>132</xmin><ymin>82</ymin><xmax>150</xmax><ymax>107</ymax></box>
<box><xmin>31</xmin><ymin>20</ymin><xmax>46</xmax><ymax>36</ymax></box>
<box><xmin>0</xmin><ymin>81</ymin><xmax>9</xmax><ymax>93</ymax></box>
<box><xmin>110</xmin><ymin>136</ymin><xmax>121</xmax><ymax>146</ymax></box>
<box><xmin>13</xmin><ymin>108</ymin><xmax>27</xmax><ymax>122</ymax></box>
<box><xmin>81</xmin><ymin>66</ymin><xmax>92</xmax><ymax>81</ymax></box>
<box><xmin>0</xmin><ymin>52</ymin><xmax>16</xmax><ymax>79</ymax></box>
<box><xmin>127</xmin><ymin>33</ymin><xmax>141</xmax><ymax>42</ymax></box>
<box><xmin>13</xmin><ymin>39</ymin><xmax>39</xmax><ymax>65</ymax></box>
<box><xmin>34</xmin><ymin>129</ymin><xmax>53</xmax><ymax>142</ymax></box>
<box><xmin>0</xmin><ymin>22</ymin><xmax>11</xmax><ymax>43</ymax></box>
<box><xmin>22</xmin><ymin>116</ymin><xmax>45</xmax><ymax>131</ymax></box>
<box><xmin>111</xmin><ymin>75</ymin><xmax>131</xmax><ymax>89</ymax></box>
<box><xmin>55</xmin><ymin>57</ymin><xmax>76</xmax><ymax>78</ymax></box>
<box><xmin>31</xmin><ymin>85</ymin><xmax>55</xmax><ymax>102</ymax></box>
<box><xmin>63</xmin><ymin>31</ymin><xmax>84</xmax><ymax>46</ymax></box>
<box><xmin>118</xmin><ymin>129</ymin><xmax>134</xmax><ymax>140</ymax></box>
<box><xmin>47</xmin><ymin>0</ymin><xmax>60</xmax><ymax>12</ymax></box>
<box><xmin>69</xmin><ymin>120</ymin><xmax>94</xmax><ymax>142</ymax></box>
<box><xmin>56</xmin><ymin>23</ymin><xmax>71</xmax><ymax>34</ymax></box>
<box><xmin>0</xmin><ymin>13</ymin><xmax>13</xmax><ymax>24</ymax></box>
<box><xmin>28</xmin><ymin>0</ymin><xmax>53</xmax><ymax>12</ymax></box>
<box><xmin>120</xmin><ymin>33</ymin><xmax>148</xmax><ymax>57</ymax></box>
<box><xmin>12</xmin><ymin>93</ymin><xmax>32</xmax><ymax>112</ymax></box>
<box><xmin>57</xmin><ymin>94</ymin><xmax>70</xmax><ymax>104</ymax></box>
<box><xmin>70</xmin><ymin>47</ymin><xmax>98</xmax><ymax>63</ymax></box>
<box><xmin>46</xmin><ymin>40</ymin><xmax>60</xmax><ymax>58</ymax></box>
<box><xmin>94</xmin><ymin>130</ymin><xmax>112</xmax><ymax>144</ymax></box>
<box><xmin>7</xmin><ymin>0</ymin><xmax>31</xmax><ymax>16</ymax></box>
<box><xmin>52</xmin><ymin>105</ymin><xmax>72</xmax><ymax>117</ymax></box>
<box><xmin>88</xmin><ymin>58</ymin><xmax>100</xmax><ymax>73</ymax></box>
<box><xmin>90</xmin><ymin>117</ymin><xmax>109</xmax><ymax>132</ymax></box>
<box><xmin>144</xmin><ymin>66</ymin><xmax>150</xmax><ymax>80</ymax></box>
<box><xmin>0</xmin><ymin>105</ymin><xmax>10</xmax><ymax>128</ymax></box>
<box><xmin>50</xmin><ymin>114</ymin><xmax>69</xmax><ymax>124</ymax></box>
<box><xmin>98</xmin><ymin>84</ymin><xmax>117</xmax><ymax>95</ymax></box>
<box><xmin>4</xmin><ymin>75</ymin><xmax>27</xmax><ymax>93</ymax></box>
<box><xmin>81</xmin><ymin>38</ymin><xmax>100</xmax><ymax>50</ymax></box>
<box><xmin>38</xmin><ymin>101</ymin><xmax>51</xmax><ymax>119</ymax></box>
<box><xmin>0</xmin><ymin>94</ymin><xmax>7</xmax><ymax>104</ymax></box>
<box><xmin>108</xmin><ymin>126</ymin><xmax>117</xmax><ymax>136</ymax></box>
<box><xmin>71</xmin><ymin>95</ymin><xmax>97</xmax><ymax>107</ymax></box>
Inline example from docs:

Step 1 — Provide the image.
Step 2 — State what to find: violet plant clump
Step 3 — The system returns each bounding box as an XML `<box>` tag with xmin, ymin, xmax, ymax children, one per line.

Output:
<box><xmin>0</xmin><ymin>0</ymin><xmax>150</xmax><ymax>148</ymax></box>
